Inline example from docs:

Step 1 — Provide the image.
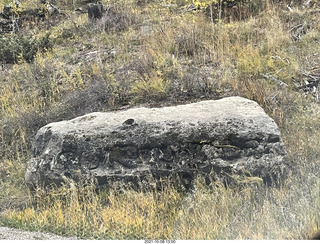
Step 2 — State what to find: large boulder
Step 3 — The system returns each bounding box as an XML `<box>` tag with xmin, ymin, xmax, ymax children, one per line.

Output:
<box><xmin>25</xmin><ymin>96</ymin><xmax>287</xmax><ymax>190</ymax></box>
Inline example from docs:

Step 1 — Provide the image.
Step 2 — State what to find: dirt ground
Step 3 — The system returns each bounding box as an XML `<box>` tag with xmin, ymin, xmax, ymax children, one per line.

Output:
<box><xmin>0</xmin><ymin>226</ymin><xmax>77</xmax><ymax>240</ymax></box>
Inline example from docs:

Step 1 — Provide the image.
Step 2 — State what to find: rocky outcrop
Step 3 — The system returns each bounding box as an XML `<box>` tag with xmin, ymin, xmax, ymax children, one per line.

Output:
<box><xmin>0</xmin><ymin>17</ymin><xmax>18</xmax><ymax>33</ymax></box>
<box><xmin>0</xmin><ymin>2</ymin><xmax>61</xmax><ymax>34</ymax></box>
<box><xmin>25</xmin><ymin>97</ymin><xmax>287</xmax><ymax>190</ymax></box>
<box><xmin>0</xmin><ymin>1</ymin><xmax>21</xmax><ymax>33</ymax></box>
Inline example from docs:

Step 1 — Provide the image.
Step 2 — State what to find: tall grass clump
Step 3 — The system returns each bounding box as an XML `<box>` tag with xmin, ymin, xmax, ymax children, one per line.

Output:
<box><xmin>172</xmin><ymin>174</ymin><xmax>320</xmax><ymax>239</ymax></box>
<box><xmin>0</xmin><ymin>181</ymin><xmax>184</xmax><ymax>239</ymax></box>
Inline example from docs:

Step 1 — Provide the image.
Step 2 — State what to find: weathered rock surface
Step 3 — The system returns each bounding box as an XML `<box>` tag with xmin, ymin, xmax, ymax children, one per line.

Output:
<box><xmin>25</xmin><ymin>96</ymin><xmax>287</xmax><ymax>190</ymax></box>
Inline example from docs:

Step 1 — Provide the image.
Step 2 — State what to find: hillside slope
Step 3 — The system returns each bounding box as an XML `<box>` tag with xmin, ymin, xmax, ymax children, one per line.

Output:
<box><xmin>0</xmin><ymin>0</ymin><xmax>319</xmax><ymax>240</ymax></box>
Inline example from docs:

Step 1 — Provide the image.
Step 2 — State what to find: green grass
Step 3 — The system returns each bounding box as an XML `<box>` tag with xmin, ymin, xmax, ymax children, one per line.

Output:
<box><xmin>0</xmin><ymin>0</ymin><xmax>320</xmax><ymax>240</ymax></box>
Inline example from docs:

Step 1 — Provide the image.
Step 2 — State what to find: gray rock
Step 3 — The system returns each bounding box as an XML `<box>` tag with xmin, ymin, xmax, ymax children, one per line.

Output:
<box><xmin>88</xmin><ymin>3</ymin><xmax>104</xmax><ymax>20</ymax></box>
<box><xmin>25</xmin><ymin>96</ymin><xmax>287</xmax><ymax>190</ymax></box>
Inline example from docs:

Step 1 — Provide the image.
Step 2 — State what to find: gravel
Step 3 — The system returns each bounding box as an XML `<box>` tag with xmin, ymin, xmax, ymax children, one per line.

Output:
<box><xmin>0</xmin><ymin>226</ymin><xmax>77</xmax><ymax>240</ymax></box>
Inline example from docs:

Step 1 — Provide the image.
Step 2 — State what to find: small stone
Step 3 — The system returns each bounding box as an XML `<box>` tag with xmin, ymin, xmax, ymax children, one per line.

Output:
<box><xmin>123</xmin><ymin>119</ymin><xmax>135</xmax><ymax>125</ymax></box>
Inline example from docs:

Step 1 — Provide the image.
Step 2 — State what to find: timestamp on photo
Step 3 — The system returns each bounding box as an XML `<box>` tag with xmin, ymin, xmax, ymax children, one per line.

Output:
<box><xmin>144</xmin><ymin>240</ymin><xmax>176</xmax><ymax>244</ymax></box>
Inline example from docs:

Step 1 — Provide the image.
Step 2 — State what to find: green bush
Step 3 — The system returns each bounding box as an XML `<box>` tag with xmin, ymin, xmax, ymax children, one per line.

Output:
<box><xmin>0</xmin><ymin>32</ymin><xmax>52</xmax><ymax>64</ymax></box>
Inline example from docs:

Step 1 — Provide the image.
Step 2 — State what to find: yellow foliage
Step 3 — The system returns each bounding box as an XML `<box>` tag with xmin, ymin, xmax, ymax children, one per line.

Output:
<box><xmin>235</xmin><ymin>45</ymin><xmax>264</xmax><ymax>78</ymax></box>
<box><xmin>131</xmin><ymin>76</ymin><xmax>168</xmax><ymax>102</ymax></box>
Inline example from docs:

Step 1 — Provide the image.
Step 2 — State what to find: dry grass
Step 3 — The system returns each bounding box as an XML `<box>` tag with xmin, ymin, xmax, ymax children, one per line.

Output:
<box><xmin>1</xmin><ymin>182</ymin><xmax>184</xmax><ymax>239</ymax></box>
<box><xmin>0</xmin><ymin>0</ymin><xmax>320</xmax><ymax>240</ymax></box>
<box><xmin>1</xmin><ymin>171</ymin><xmax>319</xmax><ymax>239</ymax></box>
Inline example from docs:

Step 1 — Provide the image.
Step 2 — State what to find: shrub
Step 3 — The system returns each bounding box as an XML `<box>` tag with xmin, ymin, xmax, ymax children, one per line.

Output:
<box><xmin>51</xmin><ymin>80</ymin><xmax>112</xmax><ymax>120</ymax></box>
<box><xmin>95</xmin><ymin>1</ymin><xmax>141</xmax><ymax>33</ymax></box>
<box><xmin>131</xmin><ymin>76</ymin><xmax>168</xmax><ymax>103</ymax></box>
<box><xmin>0</xmin><ymin>32</ymin><xmax>52</xmax><ymax>64</ymax></box>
